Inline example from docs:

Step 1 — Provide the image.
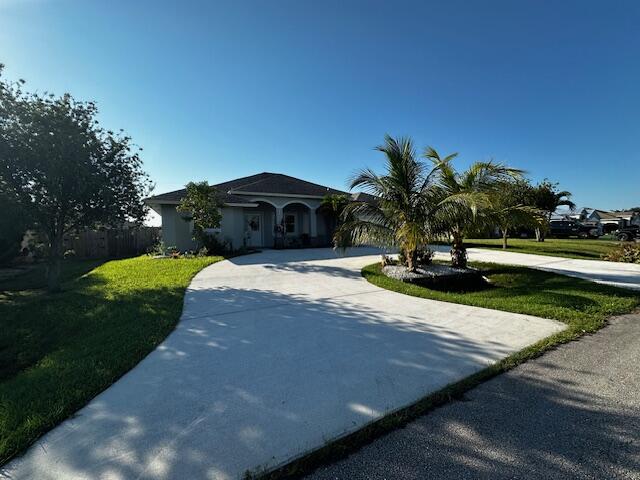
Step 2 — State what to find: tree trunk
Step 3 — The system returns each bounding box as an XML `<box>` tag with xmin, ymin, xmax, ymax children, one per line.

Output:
<box><xmin>406</xmin><ymin>247</ymin><xmax>417</xmax><ymax>273</ymax></box>
<box><xmin>535</xmin><ymin>227</ymin><xmax>545</xmax><ymax>242</ymax></box>
<box><xmin>450</xmin><ymin>232</ymin><xmax>467</xmax><ymax>269</ymax></box>
<box><xmin>502</xmin><ymin>228</ymin><xmax>508</xmax><ymax>249</ymax></box>
<box><xmin>47</xmin><ymin>230</ymin><xmax>64</xmax><ymax>293</ymax></box>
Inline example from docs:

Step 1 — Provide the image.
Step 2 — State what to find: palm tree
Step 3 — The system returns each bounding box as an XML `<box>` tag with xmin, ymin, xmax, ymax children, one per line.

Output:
<box><xmin>489</xmin><ymin>180</ymin><xmax>542</xmax><ymax>249</ymax></box>
<box><xmin>424</xmin><ymin>147</ymin><xmax>524</xmax><ymax>268</ymax></box>
<box><xmin>335</xmin><ymin>135</ymin><xmax>441</xmax><ymax>272</ymax></box>
<box><xmin>531</xmin><ymin>180</ymin><xmax>576</xmax><ymax>242</ymax></box>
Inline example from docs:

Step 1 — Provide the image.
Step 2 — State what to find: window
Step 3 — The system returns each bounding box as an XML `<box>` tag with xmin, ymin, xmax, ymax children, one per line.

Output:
<box><xmin>285</xmin><ymin>214</ymin><xmax>296</xmax><ymax>233</ymax></box>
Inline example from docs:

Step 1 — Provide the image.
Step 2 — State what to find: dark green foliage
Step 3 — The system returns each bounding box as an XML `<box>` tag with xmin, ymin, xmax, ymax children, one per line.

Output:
<box><xmin>0</xmin><ymin>190</ymin><xmax>28</xmax><ymax>265</ymax></box>
<box><xmin>0</xmin><ymin>65</ymin><xmax>152</xmax><ymax>290</ymax></box>
<box><xmin>176</xmin><ymin>181</ymin><xmax>224</xmax><ymax>249</ymax></box>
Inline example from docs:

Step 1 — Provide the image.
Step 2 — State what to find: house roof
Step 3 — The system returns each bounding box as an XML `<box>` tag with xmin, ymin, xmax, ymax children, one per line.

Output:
<box><xmin>592</xmin><ymin>209</ymin><xmax>624</xmax><ymax>220</ymax></box>
<box><xmin>613</xmin><ymin>211</ymin><xmax>638</xmax><ymax>218</ymax></box>
<box><xmin>351</xmin><ymin>191</ymin><xmax>379</xmax><ymax>204</ymax></box>
<box><xmin>145</xmin><ymin>172</ymin><xmax>348</xmax><ymax>205</ymax></box>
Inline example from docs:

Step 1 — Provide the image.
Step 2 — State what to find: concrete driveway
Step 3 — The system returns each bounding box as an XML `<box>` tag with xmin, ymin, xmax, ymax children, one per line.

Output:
<box><xmin>431</xmin><ymin>246</ymin><xmax>640</xmax><ymax>291</ymax></box>
<box><xmin>2</xmin><ymin>248</ymin><xmax>564</xmax><ymax>480</ymax></box>
<box><xmin>307</xmin><ymin>311</ymin><xmax>640</xmax><ymax>480</ymax></box>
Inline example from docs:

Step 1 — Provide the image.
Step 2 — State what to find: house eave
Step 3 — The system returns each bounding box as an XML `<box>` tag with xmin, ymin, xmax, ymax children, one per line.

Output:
<box><xmin>144</xmin><ymin>199</ymin><xmax>259</xmax><ymax>208</ymax></box>
<box><xmin>227</xmin><ymin>190</ymin><xmax>326</xmax><ymax>199</ymax></box>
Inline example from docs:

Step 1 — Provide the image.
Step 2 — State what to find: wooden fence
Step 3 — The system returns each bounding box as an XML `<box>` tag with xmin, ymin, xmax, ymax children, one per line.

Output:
<box><xmin>63</xmin><ymin>227</ymin><xmax>160</xmax><ymax>259</ymax></box>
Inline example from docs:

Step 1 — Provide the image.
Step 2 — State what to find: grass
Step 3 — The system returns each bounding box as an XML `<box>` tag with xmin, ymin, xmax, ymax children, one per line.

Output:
<box><xmin>258</xmin><ymin>263</ymin><xmax>639</xmax><ymax>480</ymax></box>
<box><xmin>0</xmin><ymin>255</ymin><xmax>223</xmax><ymax>465</ymax></box>
<box><xmin>463</xmin><ymin>237</ymin><xmax>621</xmax><ymax>260</ymax></box>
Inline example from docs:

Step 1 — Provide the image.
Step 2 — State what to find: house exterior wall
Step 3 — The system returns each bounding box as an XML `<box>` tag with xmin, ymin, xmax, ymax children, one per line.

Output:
<box><xmin>160</xmin><ymin>204</ymin><xmax>196</xmax><ymax>251</ymax></box>
<box><xmin>157</xmin><ymin>194</ymin><xmax>333</xmax><ymax>250</ymax></box>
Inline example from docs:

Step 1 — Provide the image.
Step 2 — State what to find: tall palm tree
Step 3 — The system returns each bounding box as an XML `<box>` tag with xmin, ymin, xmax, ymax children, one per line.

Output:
<box><xmin>335</xmin><ymin>135</ymin><xmax>441</xmax><ymax>272</ymax></box>
<box><xmin>425</xmin><ymin>147</ymin><xmax>524</xmax><ymax>268</ymax></box>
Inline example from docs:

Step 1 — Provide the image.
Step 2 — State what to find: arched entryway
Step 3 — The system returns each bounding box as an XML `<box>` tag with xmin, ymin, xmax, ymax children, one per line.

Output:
<box><xmin>278</xmin><ymin>202</ymin><xmax>316</xmax><ymax>248</ymax></box>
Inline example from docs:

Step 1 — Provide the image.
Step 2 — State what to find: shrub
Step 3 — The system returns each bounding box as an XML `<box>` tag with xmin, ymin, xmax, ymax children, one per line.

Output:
<box><xmin>603</xmin><ymin>243</ymin><xmax>640</xmax><ymax>264</ymax></box>
<box><xmin>398</xmin><ymin>247</ymin><xmax>435</xmax><ymax>268</ymax></box>
<box><xmin>380</xmin><ymin>254</ymin><xmax>394</xmax><ymax>267</ymax></box>
<box><xmin>201</xmin><ymin>233</ymin><xmax>231</xmax><ymax>255</ymax></box>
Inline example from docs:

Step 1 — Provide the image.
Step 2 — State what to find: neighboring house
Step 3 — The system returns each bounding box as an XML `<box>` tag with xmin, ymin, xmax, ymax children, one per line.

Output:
<box><xmin>145</xmin><ymin>172</ymin><xmax>352</xmax><ymax>251</ymax></box>
<box><xmin>567</xmin><ymin>207</ymin><xmax>593</xmax><ymax>222</ymax></box>
<box><xmin>587</xmin><ymin>209</ymin><xmax>640</xmax><ymax>233</ymax></box>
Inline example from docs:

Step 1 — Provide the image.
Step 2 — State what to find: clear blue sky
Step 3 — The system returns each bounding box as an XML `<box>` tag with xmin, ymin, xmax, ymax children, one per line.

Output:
<box><xmin>1</xmin><ymin>0</ymin><xmax>639</xmax><ymax>224</ymax></box>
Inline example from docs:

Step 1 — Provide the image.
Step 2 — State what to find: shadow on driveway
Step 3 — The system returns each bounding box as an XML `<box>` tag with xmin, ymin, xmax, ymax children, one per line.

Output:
<box><xmin>307</xmin><ymin>313</ymin><xmax>640</xmax><ymax>480</ymax></box>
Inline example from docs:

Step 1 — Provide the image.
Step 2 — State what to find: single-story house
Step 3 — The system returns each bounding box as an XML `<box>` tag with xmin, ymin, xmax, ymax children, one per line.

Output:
<box><xmin>587</xmin><ymin>209</ymin><xmax>640</xmax><ymax>233</ymax></box>
<box><xmin>145</xmin><ymin>172</ymin><xmax>353</xmax><ymax>251</ymax></box>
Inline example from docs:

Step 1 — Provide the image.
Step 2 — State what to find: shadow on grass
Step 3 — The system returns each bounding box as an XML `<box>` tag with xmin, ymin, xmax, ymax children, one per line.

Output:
<box><xmin>0</xmin><ymin>256</ymin><xmax>220</xmax><ymax>466</ymax></box>
<box><xmin>0</xmin><ymin>258</ymin><xmax>107</xmax><ymax>292</ymax></box>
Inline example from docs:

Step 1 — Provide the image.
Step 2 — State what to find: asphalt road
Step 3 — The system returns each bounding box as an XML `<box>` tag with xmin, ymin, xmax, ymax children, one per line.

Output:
<box><xmin>306</xmin><ymin>312</ymin><xmax>640</xmax><ymax>480</ymax></box>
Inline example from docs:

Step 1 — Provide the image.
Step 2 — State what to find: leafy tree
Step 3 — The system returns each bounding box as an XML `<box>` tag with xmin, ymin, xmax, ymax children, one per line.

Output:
<box><xmin>424</xmin><ymin>147</ymin><xmax>523</xmax><ymax>268</ymax></box>
<box><xmin>0</xmin><ymin>66</ymin><xmax>151</xmax><ymax>291</ymax></box>
<box><xmin>176</xmin><ymin>181</ymin><xmax>223</xmax><ymax>247</ymax></box>
<box><xmin>335</xmin><ymin>135</ymin><xmax>441</xmax><ymax>272</ymax></box>
<box><xmin>530</xmin><ymin>180</ymin><xmax>575</xmax><ymax>242</ymax></box>
<box><xmin>489</xmin><ymin>179</ymin><xmax>541</xmax><ymax>249</ymax></box>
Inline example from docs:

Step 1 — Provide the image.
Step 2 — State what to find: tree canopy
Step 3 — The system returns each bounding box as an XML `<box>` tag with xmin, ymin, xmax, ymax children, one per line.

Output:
<box><xmin>0</xmin><ymin>65</ymin><xmax>152</xmax><ymax>290</ymax></box>
<box><xmin>176</xmin><ymin>181</ymin><xmax>224</xmax><ymax>247</ymax></box>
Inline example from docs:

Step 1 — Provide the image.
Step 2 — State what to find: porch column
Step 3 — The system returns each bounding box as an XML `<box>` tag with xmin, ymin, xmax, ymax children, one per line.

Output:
<box><xmin>275</xmin><ymin>207</ymin><xmax>284</xmax><ymax>225</ymax></box>
<box><xmin>310</xmin><ymin>208</ymin><xmax>317</xmax><ymax>237</ymax></box>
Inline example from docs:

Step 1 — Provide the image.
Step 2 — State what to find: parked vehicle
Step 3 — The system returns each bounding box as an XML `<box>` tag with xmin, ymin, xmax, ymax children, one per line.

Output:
<box><xmin>616</xmin><ymin>225</ymin><xmax>640</xmax><ymax>241</ymax></box>
<box><xmin>549</xmin><ymin>220</ymin><xmax>601</xmax><ymax>239</ymax></box>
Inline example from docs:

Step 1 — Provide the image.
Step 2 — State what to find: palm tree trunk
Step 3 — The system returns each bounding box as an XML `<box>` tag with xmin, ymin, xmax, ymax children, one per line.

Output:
<box><xmin>405</xmin><ymin>247</ymin><xmax>417</xmax><ymax>272</ymax></box>
<box><xmin>502</xmin><ymin>228</ymin><xmax>508</xmax><ymax>249</ymax></box>
<box><xmin>450</xmin><ymin>232</ymin><xmax>467</xmax><ymax>269</ymax></box>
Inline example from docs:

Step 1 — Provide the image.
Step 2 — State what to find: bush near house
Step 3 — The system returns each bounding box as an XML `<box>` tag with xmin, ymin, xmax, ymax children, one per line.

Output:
<box><xmin>603</xmin><ymin>243</ymin><xmax>640</xmax><ymax>264</ymax></box>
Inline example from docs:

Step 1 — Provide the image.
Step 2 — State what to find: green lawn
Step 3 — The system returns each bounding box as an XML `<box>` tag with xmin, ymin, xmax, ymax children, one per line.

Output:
<box><xmin>0</xmin><ymin>255</ymin><xmax>222</xmax><ymax>465</ymax></box>
<box><xmin>364</xmin><ymin>262</ymin><xmax>639</xmax><ymax>352</ymax></box>
<box><xmin>464</xmin><ymin>237</ymin><xmax>621</xmax><ymax>260</ymax></box>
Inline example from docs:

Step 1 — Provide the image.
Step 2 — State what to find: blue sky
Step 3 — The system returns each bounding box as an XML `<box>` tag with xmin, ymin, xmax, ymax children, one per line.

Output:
<box><xmin>1</xmin><ymin>0</ymin><xmax>639</xmax><ymax>225</ymax></box>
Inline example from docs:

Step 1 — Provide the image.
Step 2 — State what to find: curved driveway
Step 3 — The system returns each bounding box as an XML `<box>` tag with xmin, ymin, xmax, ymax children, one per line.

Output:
<box><xmin>3</xmin><ymin>248</ymin><xmax>565</xmax><ymax>480</ymax></box>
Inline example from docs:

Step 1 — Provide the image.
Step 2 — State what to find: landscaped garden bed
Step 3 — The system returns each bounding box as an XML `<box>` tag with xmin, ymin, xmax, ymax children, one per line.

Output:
<box><xmin>382</xmin><ymin>263</ymin><xmax>487</xmax><ymax>291</ymax></box>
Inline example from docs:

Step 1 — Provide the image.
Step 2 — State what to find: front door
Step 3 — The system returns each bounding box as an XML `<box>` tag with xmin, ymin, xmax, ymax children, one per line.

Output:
<box><xmin>244</xmin><ymin>213</ymin><xmax>263</xmax><ymax>247</ymax></box>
